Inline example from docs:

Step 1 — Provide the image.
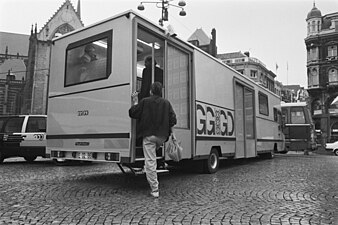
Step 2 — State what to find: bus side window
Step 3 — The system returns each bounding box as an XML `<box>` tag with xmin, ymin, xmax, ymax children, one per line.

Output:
<box><xmin>290</xmin><ymin>107</ymin><xmax>305</xmax><ymax>124</ymax></box>
<box><xmin>273</xmin><ymin>108</ymin><xmax>278</xmax><ymax>122</ymax></box>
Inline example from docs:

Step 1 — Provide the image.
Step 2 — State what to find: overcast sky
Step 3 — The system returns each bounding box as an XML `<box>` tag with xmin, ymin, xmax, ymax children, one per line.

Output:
<box><xmin>0</xmin><ymin>0</ymin><xmax>337</xmax><ymax>87</ymax></box>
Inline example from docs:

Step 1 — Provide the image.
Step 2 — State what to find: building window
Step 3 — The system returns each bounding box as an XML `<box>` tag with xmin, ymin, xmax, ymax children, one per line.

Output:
<box><xmin>311</xmin><ymin>21</ymin><xmax>316</xmax><ymax>32</ymax></box>
<box><xmin>328</xmin><ymin>68</ymin><xmax>338</xmax><ymax>84</ymax></box>
<box><xmin>237</xmin><ymin>69</ymin><xmax>244</xmax><ymax>74</ymax></box>
<box><xmin>329</xmin><ymin>96</ymin><xmax>338</xmax><ymax>114</ymax></box>
<box><xmin>258</xmin><ymin>92</ymin><xmax>269</xmax><ymax>116</ymax></box>
<box><xmin>250</xmin><ymin>70</ymin><xmax>257</xmax><ymax>78</ymax></box>
<box><xmin>309</xmin><ymin>48</ymin><xmax>318</xmax><ymax>61</ymax></box>
<box><xmin>331</xmin><ymin>122</ymin><xmax>338</xmax><ymax>141</ymax></box>
<box><xmin>313</xmin><ymin>99</ymin><xmax>322</xmax><ymax>115</ymax></box>
<box><xmin>328</xmin><ymin>45</ymin><xmax>337</xmax><ymax>57</ymax></box>
<box><xmin>311</xmin><ymin>68</ymin><xmax>319</xmax><ymax>86</ymax></box>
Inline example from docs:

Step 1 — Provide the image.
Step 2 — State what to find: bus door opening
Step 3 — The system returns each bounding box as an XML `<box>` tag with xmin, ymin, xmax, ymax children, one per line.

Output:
<box><xmin>235</xmin><ymin>83</ymin><xmax>255</xmax><ymax>158</ymax></box>
<box><xmin>135</xmin><ymin>27</ymin><xmax>165</xmax><ymax>159</ymax></box>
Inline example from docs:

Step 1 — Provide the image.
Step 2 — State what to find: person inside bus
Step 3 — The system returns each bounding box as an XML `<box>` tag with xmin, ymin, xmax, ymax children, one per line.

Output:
<box><xmin>138</xmin><ymin>56</ymin><xmax>163</xmax><ymax>101</ymax></box>
<box><xmin>78</xmin><ymin>44</ymin><xmax>97</xmax><ymax>82</ymax></box>
<box><xmin>129</xmin><ymin>82</ymin><xmax>177</xmax><ymax>198</ymax></box>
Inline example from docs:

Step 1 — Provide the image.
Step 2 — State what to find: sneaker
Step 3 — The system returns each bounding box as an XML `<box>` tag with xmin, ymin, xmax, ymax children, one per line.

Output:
<box><xmin>150</xmin><ymin>190</ymin><xmax>159</xmax><ymax>198</ymax></box>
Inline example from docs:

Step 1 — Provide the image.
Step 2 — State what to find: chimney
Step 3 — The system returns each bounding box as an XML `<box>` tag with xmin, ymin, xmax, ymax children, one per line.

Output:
<box><xmin>244</xmin><ymin>51</ymin><xmax>250</xmax><ymax>57</ymax></box>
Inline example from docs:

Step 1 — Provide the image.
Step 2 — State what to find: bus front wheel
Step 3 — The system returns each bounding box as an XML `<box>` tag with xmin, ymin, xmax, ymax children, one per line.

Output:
<box><xmin>203</xmin><ymin>148</ymin><xmax>219</xmax><ymax>174</ymax></box>
<box><xmin>0</xmin><ymin>152</ymin><xmax>4</xmax><ymax>163</ymax></box>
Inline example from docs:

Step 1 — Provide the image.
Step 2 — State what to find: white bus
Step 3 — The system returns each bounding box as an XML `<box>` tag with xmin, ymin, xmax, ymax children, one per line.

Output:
<box><xmin>47</xmin><ymin>10</ymin><xmax>284</xmax><ymax>173</ymax></box>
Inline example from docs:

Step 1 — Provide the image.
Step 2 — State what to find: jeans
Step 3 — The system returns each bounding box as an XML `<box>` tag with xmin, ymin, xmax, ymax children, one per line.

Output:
<box><xmin>143</xmin><ymin>135</ymin><xmax>166</xmax><ymax>192</ymax></box>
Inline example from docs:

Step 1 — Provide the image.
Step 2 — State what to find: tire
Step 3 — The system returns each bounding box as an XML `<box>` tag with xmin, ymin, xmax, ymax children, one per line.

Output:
<box><xmin>203</xmin><ymin>148</ymin><xmax>219</xmax><ymax>174</ymax></box>
<box><xmin>24</xmin><ymin>156</ymin><xmax>37</xmax><ymax>162</ymax></box>
<box><xmin>260</xmin><ymin>151</ymin><xmax>274</xmax><ymax>159</ymax></box>
<box><xmin>53</xmin><ymin>159</ymin><xmax>69</xmax><ymax>166</ymax></box>
<box><xmin>334</xmin><ymin>149</ymin><xmax>338</xmax><ymax>156</ymax></box>
<box><xmin>0</xmin><ymin>151</ymin><xmax>4</xmax><ymax>164</ymax></box>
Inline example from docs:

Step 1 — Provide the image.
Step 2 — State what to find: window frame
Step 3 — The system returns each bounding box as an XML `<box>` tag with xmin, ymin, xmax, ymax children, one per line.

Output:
<box><xmin>64</xmin><ymin>30</ymin><xmax>113</xmax><ymax>87</ymax></box>
<box><xmin>258</xmin><ymin>92</ymin><xmax>269</xmax><ymax>116</ymax></box>
<box><xmin>26</xmin><ymin>117</ymin><xmax>47</xmax><ymax>133</ymax></box>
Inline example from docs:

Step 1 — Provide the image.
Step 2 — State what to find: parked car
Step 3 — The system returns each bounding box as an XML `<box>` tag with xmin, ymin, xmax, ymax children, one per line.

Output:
<box><xmin>0</xmin><ymin>115</ymin><xmax>47</xmax><ymax>163</ymax></box>
<box><xmin>325</xmin><ymin>141</ymin><xmax>338</xmax><ymax>156</ymax></box>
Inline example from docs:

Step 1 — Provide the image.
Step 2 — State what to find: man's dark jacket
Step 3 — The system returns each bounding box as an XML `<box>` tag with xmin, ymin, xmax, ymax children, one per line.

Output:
<box><xmin>129</xmin><ymin>95</ymin><xmax>176</xmax><ymax>138</ymax></box>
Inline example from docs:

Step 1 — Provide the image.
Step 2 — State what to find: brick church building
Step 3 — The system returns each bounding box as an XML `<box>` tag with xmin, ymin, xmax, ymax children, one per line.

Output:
<box><xmin>0</xmin><ymin>0</ymin><xmax>83</xmax><ymax>115</ymax></box>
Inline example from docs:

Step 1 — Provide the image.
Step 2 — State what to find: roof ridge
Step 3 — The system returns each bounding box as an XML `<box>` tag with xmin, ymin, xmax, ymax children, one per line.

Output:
<box><xmin>38</xmin><ymin>0</ymin><xmax>84</xmax><ymax>35</ymax></box>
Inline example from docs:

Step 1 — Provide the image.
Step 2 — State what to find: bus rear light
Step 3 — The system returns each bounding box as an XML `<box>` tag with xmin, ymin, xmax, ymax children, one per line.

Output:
<box><xmin>105</xmin><ymin>152</ymin><xmax>120</xmax><ymax>162</ymax></box>
<box><xmin>51</xmin><ymin>151</ymin><xmax>65</xmax><ymax>158</ymax></box>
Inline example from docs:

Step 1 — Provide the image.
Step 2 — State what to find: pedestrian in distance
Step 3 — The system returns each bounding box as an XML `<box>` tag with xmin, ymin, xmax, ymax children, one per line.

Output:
<box><xmin>129</xmin><ymin>82</ymin><xmax>177</xmax><ymax>198</ymax></box>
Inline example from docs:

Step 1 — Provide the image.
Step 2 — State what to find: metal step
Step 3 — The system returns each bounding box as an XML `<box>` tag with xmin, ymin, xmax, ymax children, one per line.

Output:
<box><xmin>135</xmin><ymin>157</ymin><xmax>164</xmax><ymax>161</ymax></box>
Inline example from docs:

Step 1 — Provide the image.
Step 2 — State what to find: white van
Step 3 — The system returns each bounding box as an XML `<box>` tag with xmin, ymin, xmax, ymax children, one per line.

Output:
<box><xmin>47</xmin><ymin>10</ymin><xmax>284</xmax><ymax>173</ymax></box>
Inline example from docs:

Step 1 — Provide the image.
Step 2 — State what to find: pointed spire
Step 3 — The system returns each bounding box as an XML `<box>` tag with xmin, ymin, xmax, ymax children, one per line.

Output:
<box><xmin>77</xmin><ymin>0</ymin><xmax>81</xmax><ymax>19</ymax></box>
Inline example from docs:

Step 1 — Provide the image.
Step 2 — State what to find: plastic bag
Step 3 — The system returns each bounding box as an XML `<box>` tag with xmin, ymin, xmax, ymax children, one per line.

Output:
<box><xmin>166</xmin><ymin>133</ymin><xmax>183</xmax><ymax>162</ymax></box>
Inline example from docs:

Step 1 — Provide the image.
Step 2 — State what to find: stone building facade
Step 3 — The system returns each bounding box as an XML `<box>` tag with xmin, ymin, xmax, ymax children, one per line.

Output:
<box><xmin>305</xmin><ymin>3</ymin><xmax>338</xmax><ymax>143</ymax></box>
<box><xmin>22</xmin><ymin>0</ymin><xmax>83</xmax><ymax>114</ymax></box>
<box><xmin>217</xmin><ymin>51</ymin><xmax>277</xmax><ymax>94</ymax></box>
<box><xmin>0</xmin><ymin>32</ymin><xmax>29</xmax><ymax>115</ymax></box>
<box><xmin>187</xmin><ymin>28</ymin><xmax>217</xmax><ymax>57</ymax></box>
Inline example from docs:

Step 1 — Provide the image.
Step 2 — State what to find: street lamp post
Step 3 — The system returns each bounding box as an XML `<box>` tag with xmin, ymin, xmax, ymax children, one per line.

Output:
<box><xmin>137</xmin><ymin>0</ymin><xmax>186</xmax><ymax>26</ymax></box>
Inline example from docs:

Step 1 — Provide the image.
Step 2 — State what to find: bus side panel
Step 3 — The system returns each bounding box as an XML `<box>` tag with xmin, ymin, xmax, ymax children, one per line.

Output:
<box><xmin>194</xmin><ymin>51</ymin><xmax>236</xmax><ymax>157</ymax></box>
<box><xmin>196</xmin><ymin>140</ymin><xmax>235</xmax><ymax>158</ymax></box>
<box><xmin>256</xmin><ymin>89</ymin><xmax>282</xmax><ymax>153</ymax></box>
<box><xmin>47</xmin><ymin>85</ymin><xmax>131</xmax><ymax>158</ymax></box>
<box><xmin>256</xmin><ymin>118</ymin><xmax>278</xmax><ymax>151</ymax></box>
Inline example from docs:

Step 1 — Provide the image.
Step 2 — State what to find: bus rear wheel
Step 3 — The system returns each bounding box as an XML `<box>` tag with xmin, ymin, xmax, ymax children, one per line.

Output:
<box><xmin>24</xmin><ymin>156</ymin><xmax>37</xmax><ymax>162</ymax></box>
<box><xmin>203</xmin><ymin>149</ymin><xmax>219</xmax><ymax>174</ymax></box>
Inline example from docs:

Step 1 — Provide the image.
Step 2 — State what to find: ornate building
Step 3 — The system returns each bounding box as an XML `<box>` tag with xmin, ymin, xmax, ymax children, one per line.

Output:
<box><xmin>217</xmin><ymin>51</ymin><xmax>277</xmax><ymax>94</ymax></box>
<box><xmin>0</xmin><ymin>0</ymin><xmax>83</xmax><ymax>115</ymax></box>
<box><xmin>22</xmin><ymin>0</ymin><xmax>83</xmax><ymax>114</ymax></box>
<box><xmin>0</xmin><ymin>32</ymin><xmax>29</xmax><ymax>115</ymax></box>
<box><xmin>305</xmin><ymin>3</ymin><xmax>338</xmax><ymax>143</ymax></box>
<box><xmin>188</xmin><ymin>28</ymin><xmax>217</xmax><ymax>57</ymax></box>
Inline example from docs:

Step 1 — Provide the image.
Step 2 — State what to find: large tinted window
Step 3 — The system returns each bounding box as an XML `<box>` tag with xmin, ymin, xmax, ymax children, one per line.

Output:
<box><xmin>65</xmin><ymin>31</ymin><xmax>112</xmax><ymax>86</ymax></box>
<box><xmin>0</xmin><ymin>117</ymin><xmax>8</xmax><ymax>131</ymax></box>
<box><xmin>26</xmin><ymin>117</ymin><xmax>46</xmax><ymax>132</ymax></box>
<box><xmin>4</xmin><ymin>117</ymin><xmax>24</xmax><ymax>133</ymax></box>
<box><xmin>291</xmin><ymin>107</ymin><xmax>306</xmax><ymax>124</ymax></box>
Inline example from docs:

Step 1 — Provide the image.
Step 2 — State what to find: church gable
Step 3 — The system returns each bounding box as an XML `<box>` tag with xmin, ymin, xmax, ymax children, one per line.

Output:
<box><xmin>38</xmin><ymin>0</ymin><xmax>84</xmax><ymax>41</ymax></box>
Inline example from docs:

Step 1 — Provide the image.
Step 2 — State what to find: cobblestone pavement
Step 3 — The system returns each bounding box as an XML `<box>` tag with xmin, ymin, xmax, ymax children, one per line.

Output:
<box><xmin>0</xmin><ymin>153</ymin><xmax>337</xmax><ymax>225</ymax></box>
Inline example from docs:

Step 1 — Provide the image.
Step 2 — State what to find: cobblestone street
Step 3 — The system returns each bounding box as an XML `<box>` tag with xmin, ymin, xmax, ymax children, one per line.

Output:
<box><xmin>0</xmin><ymin>153</ymin><xmax>337</xmax><ymax>225</ymax></box>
